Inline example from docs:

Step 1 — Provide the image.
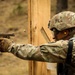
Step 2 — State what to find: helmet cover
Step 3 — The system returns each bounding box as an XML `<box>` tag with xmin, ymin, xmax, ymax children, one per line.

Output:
<box><xmin>49</xmin><ymin>11</ymin><xmax>75</xmax><ymax>31</ymax></box>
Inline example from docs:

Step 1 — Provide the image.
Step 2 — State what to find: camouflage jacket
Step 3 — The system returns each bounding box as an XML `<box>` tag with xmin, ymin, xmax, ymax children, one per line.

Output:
<box><xmin>8</xmin><ymin>40</ymin><xmax>71</xmax><ymax>63</ymax></box>
<box><xmin>8</xmin><ymin>40</ymin><xmax>75</xmax><ymax>75</ymax></box>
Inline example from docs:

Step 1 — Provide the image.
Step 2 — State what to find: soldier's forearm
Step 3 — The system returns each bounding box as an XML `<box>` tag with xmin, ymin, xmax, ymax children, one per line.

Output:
<box><xmin>8</xmin><ymin>44</ymin><xmax>46</xmax><ymax>62</ymax></box>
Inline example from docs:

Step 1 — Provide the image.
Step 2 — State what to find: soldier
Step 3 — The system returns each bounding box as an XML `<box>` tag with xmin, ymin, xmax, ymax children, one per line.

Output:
<box><xmin>0</xmin><ymin>11</ymin><xmax>75</xmax><ymax>75</ymax></box>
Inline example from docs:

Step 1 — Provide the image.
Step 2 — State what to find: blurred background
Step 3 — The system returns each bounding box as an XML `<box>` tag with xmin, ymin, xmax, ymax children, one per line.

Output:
<box><xmin>0</xmin><ymin>0</ymin><xmax>75</xmax><ymax>75</ymax></box>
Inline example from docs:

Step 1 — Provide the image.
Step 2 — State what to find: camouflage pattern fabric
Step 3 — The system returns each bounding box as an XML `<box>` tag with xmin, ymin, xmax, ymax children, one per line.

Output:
<box><xmin>8</xmin><ymin>40</ymin><xmax>75</xmax><ymax>75</ymax></box>
<box><xmin>8</xmin><ymin>40</ymin><xmax>69</xmax><ymax>63</ymax></box>
<box><xmin>49</xmin><ymin>11</ymin><xmax>75</xmax><ymax>31</ymax></box>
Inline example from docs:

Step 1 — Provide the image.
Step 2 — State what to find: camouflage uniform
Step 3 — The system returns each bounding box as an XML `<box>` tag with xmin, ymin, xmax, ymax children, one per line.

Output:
<box><xmin>8</xmin><ymin>40</ymin><xmax>68</xmax><ymax>62</ymax></box>
<box><xmin>8</xmin><ymin>11</ymin><xmax>75</xmax><ymax>75</ymax></box>
<box><xmin>8</xmin><ymin>40</ymin><xmax>75</xmax><ymax>75</ymax></box>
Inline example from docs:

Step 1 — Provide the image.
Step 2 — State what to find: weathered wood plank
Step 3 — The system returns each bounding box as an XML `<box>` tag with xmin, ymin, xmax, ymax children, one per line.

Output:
<box><xmin>28</xmin><ymin>0</ymin><xmax>55</xmax><ymax>75</ymax></box>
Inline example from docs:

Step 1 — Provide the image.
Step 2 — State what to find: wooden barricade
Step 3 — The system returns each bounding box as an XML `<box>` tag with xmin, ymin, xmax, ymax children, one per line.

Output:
<box><xmin>28</xmin><ymin>0</ymin><xmax>56</xmax><ymax>75</ymax></box>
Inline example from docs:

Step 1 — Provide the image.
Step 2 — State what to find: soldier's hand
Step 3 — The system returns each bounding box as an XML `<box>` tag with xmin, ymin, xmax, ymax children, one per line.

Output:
<box><xmin>0</xmin><ymin>38</ymin><xmax>12</xmax><ymax>52</ymax></box>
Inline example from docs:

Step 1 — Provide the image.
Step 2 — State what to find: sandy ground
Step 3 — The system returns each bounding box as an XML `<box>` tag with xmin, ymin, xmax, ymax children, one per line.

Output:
<box><xmin>0</xmin><ymin>0</ymin><xmax>29</xmax><ymax>75</ymax></box>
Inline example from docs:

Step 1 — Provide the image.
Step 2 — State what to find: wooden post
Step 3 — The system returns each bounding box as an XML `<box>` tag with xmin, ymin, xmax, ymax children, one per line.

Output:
<box><xmin>28</xmin><ymin>0</ymin><xmax>56</xmax><ymax>75</ymax></box>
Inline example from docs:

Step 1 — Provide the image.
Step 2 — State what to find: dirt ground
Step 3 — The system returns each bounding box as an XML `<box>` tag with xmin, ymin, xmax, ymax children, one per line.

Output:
<box><xmin>0</xmin><ymin>0</ymin><xmax>75</xmax><ymax>75</ymax></box>
<box><xmin>0</xmin><ymin>0</ymin><xmax>29</xmax><ymax>75</ymax></box>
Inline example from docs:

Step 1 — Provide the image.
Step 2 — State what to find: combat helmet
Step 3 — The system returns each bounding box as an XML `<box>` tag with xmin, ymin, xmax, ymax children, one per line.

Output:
<box><xmin>48</xmin><ymin>11</ymin><xmax>75</xmax><ymax>31</ymax></box>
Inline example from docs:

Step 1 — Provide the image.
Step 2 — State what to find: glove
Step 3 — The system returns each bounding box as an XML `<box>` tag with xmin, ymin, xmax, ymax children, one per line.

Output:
<box><xmin>0</xmin><ymin>38</ymin><xmax>12</xmax><ymax>52</ymax></box>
